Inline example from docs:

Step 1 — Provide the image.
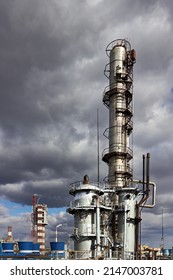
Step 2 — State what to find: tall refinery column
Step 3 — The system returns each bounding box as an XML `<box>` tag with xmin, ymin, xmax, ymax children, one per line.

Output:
<box><xmin>103</xmin><ymin>39</ymin><xmax>135</xmax><ymax>189</ymax></box>
<box><xmin>102</xmin><ymin>39</ymin><xmax>136</xmax><ymax>257</ymax></box>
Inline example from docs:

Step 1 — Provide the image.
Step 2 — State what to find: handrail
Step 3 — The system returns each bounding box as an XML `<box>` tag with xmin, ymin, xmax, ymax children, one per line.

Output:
<box><xmin>102</xmin><ymin>144</ymin><xmax>133</xmax><ymax>159</ymax></box>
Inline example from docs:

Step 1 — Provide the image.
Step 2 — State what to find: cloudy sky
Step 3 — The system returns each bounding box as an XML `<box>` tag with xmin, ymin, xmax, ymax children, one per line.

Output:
<box><xmin>0</xmin><ymin>0</ymin><xmax>173</xmax><ymax>249</ymax></box>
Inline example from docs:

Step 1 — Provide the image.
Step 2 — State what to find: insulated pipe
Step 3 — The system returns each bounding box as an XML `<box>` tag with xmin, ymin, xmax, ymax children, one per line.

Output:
<box><xmin>135</xmin><ymin>204</ymin><xmax>140</xmax><ymax>259</ymax></box>
<box><xmin>96</xmin><ymin>196</ymin><xmax>100</xmax><ymax>255</ymax></box>
<box><xmin>92</xmin><ymin>194</ymin><xmax>100</xmax><ymax>255</ymax></box>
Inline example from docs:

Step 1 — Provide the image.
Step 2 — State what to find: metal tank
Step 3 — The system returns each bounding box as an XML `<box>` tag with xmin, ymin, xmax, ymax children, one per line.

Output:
<box><xmin>67</xmin><ymin>175</ymin><xmax>112</xmax><ymax>259</ymax></box>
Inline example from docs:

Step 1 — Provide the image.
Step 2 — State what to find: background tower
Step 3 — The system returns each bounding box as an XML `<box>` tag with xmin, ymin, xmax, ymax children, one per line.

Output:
<box><xmin>31</xmin><ymin>195</ymin><xmax>37</xmax><ymax>243</ymax></box>
<box><xmin>31</xmin><ymin>194</ymin><xmax>48</xmax><ymax>253</ymax></box>
<box><xmin>4</xmin><ymin>226</ymin><xmax>13</xmax><ymax>242</ymax></box>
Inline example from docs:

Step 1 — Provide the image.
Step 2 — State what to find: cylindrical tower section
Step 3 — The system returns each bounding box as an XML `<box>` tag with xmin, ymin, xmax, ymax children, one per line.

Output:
<box><xmin>102</xmin><ymin>39</ymin><xmax>136</xmax><ymax>256</ymax></box>
<box><xmin>103</xmin><ymin>39</ymin><xmax>135</xmax><ymax>189</ymax></box>
<box><xmin>116</xmin><ymin>188</ymin><xmax>137</xmax><ymax>259</ymax></box>
<box><xmin>67</xmin><ymin>175</ymin><xmax>112</xmax><ymax>259</ymax></box>
<box><xmin>67</xmin><ymin>177</ymin><xmax>103</xmax><ymax>259</ymax></box>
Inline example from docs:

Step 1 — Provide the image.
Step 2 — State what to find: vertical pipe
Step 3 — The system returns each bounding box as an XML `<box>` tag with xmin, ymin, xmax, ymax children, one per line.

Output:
<box><xmin>136</xmin><ymin>153</ymin><xmax>151</xmax><ymax>259</ymax></box>
<box><xmin>139</xmin><ymin>154</ymin><xmax>145</xmax><ymax>259</ymax></box>
<box><xmin>139</xmin><ymin>153</ymin><xmax>150</xmax><ymax>207</ymax></box>
<box><xmin>139</xmin><ymin>214</ymin><xmax>142</xmax><ymax>260</ymax></box>
<box><xmin>161</xmin><ymin>208</ymin><xmax>164</xmax><ymax>256</ymax></box>
<box><xmin>146</xmin><ymin>153</ymin><xmax>150</xmax><ymax>197</ymax></box>
<box><xmin>135</xmin><ymin>205</ymin><xmax>139</xmax><ymax>259</ymax></box>
<box><xmin>96</xmin><ymin>196</ymin><xmax>100</xmax><ymax>255</ymax></box>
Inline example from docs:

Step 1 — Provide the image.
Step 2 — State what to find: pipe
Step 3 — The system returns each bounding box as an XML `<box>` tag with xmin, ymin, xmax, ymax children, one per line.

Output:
<box><xmin>146</xmin><ymin>153</ymin><xmax>150</xmax><ymax>199</ymax></box>
<box><xmin>142</xmin><ymin>155</ymin><xmax>145</xmax><ymax>197</ymax></box>
<box><xmin>56</xmin><ymin>224</ymin><xmax>63</xmax><ymax>242</ymax></box>
<box><xmin>135</xmin><ymin>153</ymin><xmax>152</xmax><ymax>259</ymax></box>
<box><xmin>135</xmin><ymin>203</ymin><xmax>140</xmax><ymax>259</ymax></box>
<box><xmin>133</xmin><ymin>180</ymin><xmax>156</xmax><ymax>208</ymax></box>
<box><xmin>136</xmin><ymin>153</ymin><xmax>151</xmax><ymax>208</ymax></box>
<box><xmin>142</xmin><ymin>182</ymin><xmax>156</xmax><ymax>208</ymax></box>
<box><xmin>96</xmin><ymin>196</ymin><xmax>100</xmax><ymax>255</ymax></box>
<box><xmin>92</xmin><ymin>194</ymin><xmax>101</xmax><ymax>257</ymax></box>
<box><xmin>134</xmin><ymin>153</ymin><xmax>151</xmax><ymax>259</ymax></box>
<box><xmin>134</xmin><ymin>177</ymin><xmax>156</xmax><ymax>259</ymax></box>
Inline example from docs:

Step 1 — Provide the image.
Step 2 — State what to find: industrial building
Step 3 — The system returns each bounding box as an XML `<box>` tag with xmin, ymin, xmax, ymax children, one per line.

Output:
<box><xmin>31</xmin><ymin>194</ymin><xmax>48</xmax><ymax>253</ymax></box>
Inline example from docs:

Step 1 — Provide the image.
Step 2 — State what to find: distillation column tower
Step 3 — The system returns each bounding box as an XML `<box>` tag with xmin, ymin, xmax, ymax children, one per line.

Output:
<box><xmin>67</xmin><ymin>39</ymin><xmax>156</xmax><ymax>259</ymax></box>
<box><xmin>102</xmin><ymin>39</ymin><xmax>137</xmax><ymax>258</ymax></box>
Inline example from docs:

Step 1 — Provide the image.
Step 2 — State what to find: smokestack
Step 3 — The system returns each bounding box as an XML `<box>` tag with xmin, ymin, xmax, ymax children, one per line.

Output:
<box><xmin>7</xmin><ymin>226</ymin><xmax>13</xmax><ymax>241</ymax></box>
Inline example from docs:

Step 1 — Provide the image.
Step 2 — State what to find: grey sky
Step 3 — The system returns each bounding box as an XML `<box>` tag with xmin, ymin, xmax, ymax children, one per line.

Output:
<box><xmin>0</xmin><ymin>0</ymin><xmax>173</xmax><ymax>248</ymax></box>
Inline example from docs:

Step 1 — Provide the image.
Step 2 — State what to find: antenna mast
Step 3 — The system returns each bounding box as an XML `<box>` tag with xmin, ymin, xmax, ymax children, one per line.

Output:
<box><xmin>97</xmin><ymin>108</ymin><xmax>100</xmax><ymax>184</ymax></box>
